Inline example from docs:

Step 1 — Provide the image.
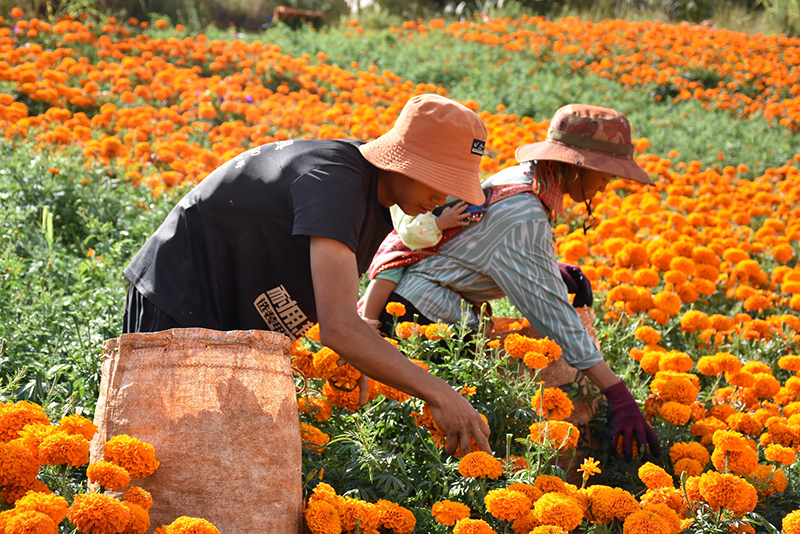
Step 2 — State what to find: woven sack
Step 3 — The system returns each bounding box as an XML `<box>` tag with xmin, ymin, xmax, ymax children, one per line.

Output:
<box><xmin>490</xmin><ymin>306</ymin><xmax>600</xmax><ymax>483</ymax></box>
<box><xmin>90</xmin><ymin>328</ymin><xmax>301</xmax><ymax>533</ymax></box>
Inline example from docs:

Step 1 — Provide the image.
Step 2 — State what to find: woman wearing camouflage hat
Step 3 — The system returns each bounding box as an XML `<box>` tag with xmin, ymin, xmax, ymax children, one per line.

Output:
<box><xmin>367</xmin><ymin>104</ymin><xmax>660</xmax><ymax>461</ymax></box>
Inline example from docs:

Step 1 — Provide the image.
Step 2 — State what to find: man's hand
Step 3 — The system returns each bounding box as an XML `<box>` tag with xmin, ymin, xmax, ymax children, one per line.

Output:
<box><xmin>309</xmin><ymin>236</ymin><xmax>492</xmax><ymax>455</ymax></box>
<box><xmin>557</xmin><ymin>262</ymin><xmax>593</xmax><ymax>308</ymax></box>
<box><xmin>602</xmin><ymin>380</ymin><xmax>661</xmax><ymax>460</ymax></box>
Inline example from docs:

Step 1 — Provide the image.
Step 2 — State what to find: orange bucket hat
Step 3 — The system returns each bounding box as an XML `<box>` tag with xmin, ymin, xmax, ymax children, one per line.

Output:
<box><xmin>359</xmin><ymin>94</ymin><xmax>488</xmax><ymax>206</ymax></box>
<box><xmin>515</xmin><ymin>104</ymin><xmax>654</xmax><ymax>185</ymax></box>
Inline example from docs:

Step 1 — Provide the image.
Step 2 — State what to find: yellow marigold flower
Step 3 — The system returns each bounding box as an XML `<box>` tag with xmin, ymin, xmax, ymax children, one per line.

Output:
<box><xmin>385</xmin><ymin>302</ymin><xmax>406</xmax><ymax>316</ymax></box>
<box><xmin>122</xmin><ymin>502</ymin><xmax>150</xmax><ymax>534</ymax></box>
<box><xmin>484</xmin><ymin>488</ymin><xmax>531</xmax><ymax>521</ymax></box>
<box><xmin>340</xmin><ymin>498</ymin><xmax>380</xmax><ymax>532</ymax></box>
<box><xmin>532</xmin><ymin>492</ymin><xmax>584</xmax><ymax>531</ymax></box>
<box><xmin>68</xmin><ymin>493</ymin><xmax>131</xmax><ymax>534</ymax></box>
<box><xmin>166</xmin><ymin>517</ymin><xmax>221</xmax><ymax>534</ymax></box>
<box><xmin>638</xmin><ymin>462</ymin><xmax>673</xmax><ymax>489</ymax></box>
<box><xmin>697</xmin><ymin>471</ymin><xmax>757</xmax><ymax>515</ymax></box>
<box><xmin>453</xmin><ymin>517</ymin><xmax>497</xmax><ymax>534</ymax></box>
<box><xmin>529</xmin><ymin>421</ymin><xmax>579</xmax><ymax>450</ymax></box>
<box><xmin>783</xmin><ymin>510</ymin><xmax>800</xmax><ymax>534</ymax></box>
<box><xmin>635</xmin><ymin>326</ymin><xmax>661</xmax><ymax>344</ymax></box>
<box><xmin>0</xmin><ymin>439</ymin><xmax>40</xmax><ymax>488</ymax></box>
<box><xmin>622</xmin><ymin>510</ymin><xmax>670</xmax><ymax>534</ymax></box>
<box><xmin>669</xmin><ymin>442</ymin><xmax>710</xmax><ymax>467</ymax></box>
<box><xmin>431</xmin><ymin>500</ymin><xmax>470</xmax><ymax>526</ymax></box>
<box><xmin>585</xmin><ymin>485</ymin><xmax>639</xmax><ymax>523</ymax></box>
<box><xmin>376</xmin><ymin>499</ymin><xmax>416</xmax><ymax>534</ymax></box>
<box><xmin>304</xmin><ymin>500</ymin><xmax>340</xmax><ymax>534</ymax></box>
<box><xmin>87</xmin><ymin>461</ymin><xmax>131</xmax><ymax>491</ymax></box>
<box><xmin>14</xmin><ymin>492</ymin><xmax>69</xmax><ymax>524</ymax></box>
<box><xmin>578</xmin><ymin>457</ymin><xmax>601</xmax><ymax>480</ymax></box>
<box><xmin>58</xmin><ymin>414</ymin><xmax>98</xmax><ymax>441</ymax></box>
<box><xmin>531</xmin><ymin>388</ymin><xmax>574</xmax><ymax>421</ymax></box>
<box><xmin>103</xmin><ymin>435</ymin><xmax>159</xmax><ymax>479</ymax></box>
<box><xmin>778</xmin><ymin>355</ymin><xmax>800</xmax><ymax>372</ymax></box>
<box><xmin>673</xmin><ymin>458</ymin><xmax>703</xmax><ymax>477</ymax></box>
<box><xmin>123</xmin><ymin>486</ymin><xmax>153</xmax><ymax>511</ymax></box>
<box><xmin>659</xmin><ymin>402</ymin><xmax>692</xmax><ymax>426</ymax></box>
<box><xmin>680</xmin><ymin>310</ymin><xmax>711</xmax><ymax>333</ymax></box>
<box><xmin>4</xmin><ymin>510</ymin><xmax>57</xmax><ymax>534</ymax></box>
<box><xmin>458</xmin><ymin>451</ymin><xmax>503</xmax><ymax>479</ymax></box>
<box><xmin>299</xmin><ymin>423</ymin><xmax>330</xmax><ymax>452</ymax></box>
<box><xmin>0</xmin><ymin>401</ymin><xmax>50</xmax><ymax>443</ymax></box>
<box><xmin>39</xmin><ymin>432</ymin><xmax>89</xmax><ymax>467</ymax></box>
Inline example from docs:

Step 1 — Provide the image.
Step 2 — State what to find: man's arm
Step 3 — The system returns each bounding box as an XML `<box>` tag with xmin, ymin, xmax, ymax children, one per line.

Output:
<box><xmin>309</xmin><ymin>236</ymin><xmax>491</xmax><ymax>456</ymax></box>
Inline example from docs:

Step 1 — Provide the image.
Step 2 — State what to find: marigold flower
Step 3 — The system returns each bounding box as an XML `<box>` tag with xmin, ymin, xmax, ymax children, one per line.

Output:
<box><xmin>14</xmin><ymin>492</ymin><xmax>69</xmax><ymax>524</ymax></box>
<box><xmin>458</xmin><ymin>451</ymin><xmax>503</xmax><ymax>479</ymax></box>
<box><xmin>68</xmin><ymin>493</ymin><xmax>131</xmax><ymax>534</ymax></box>
<box><xmin>4</xmin><ymin>510</ymin><xmax>57</xmax><ymax>534</ymax></box>
<box><xmin>376</xmin><ymin>499</ymin><xmax>416</xmax><ymax>534</ymax></box>
<box><xmin>653</xmin><ymin>376</ymin><xmax>698</xmax><ymax>404</ymax></box>
<box><xmin>659</xmin><ymin>402</ymin><xmax>692</xmax><ymax>426</ymax></box>
<box><xmin>304</xmin><ymin>500</ymin><xmax>340</xmax><ymax>534</ymax></box>
<box><xmin>621</xmin><ymin>510</ymin><xmax>670</xmax><ymax>534</ymax></box>
<box><xmin>657</xmin><ymin>351</ymin><xmax>694</xmax><ymax>373</ymax></box>
<box><xmin>529</xmin><ymin>527</ymin><xmax>568</xmax><ymax>534</ymax></box>
<box><xmin>507</xmin><ymin>482</ymin><xmax>542</xmax><ymax>502</ymax></box>
<box><xmin>578</xmin><ymin>457</ymin><xmax>601</xmax><ymax>481</ymax></box>
<box><xmin>0</xmin><ymin>401</ymin><xmax>50</xmax><ymax>443</ymax></box>
<box><xmin>585</xmin><ymin>485</ymin><xmax>639</xmax><ymax>523</ymax></box>
<box><xmin>750</xmin><ymin>464</ymin><xmax>787</xmax><ymax>495</ymax></box>
<box><xmin>58</xmin><ymin>414</ymin><xmax>98</xmax><ymax>441</ymax></box>
<box><xmin>299</xmin><ymin>423</ymin><xmax>330</xmax><ymax>452</ymax></box>
<box><xmin>673</xmin><ymin>458</ymin><xmax>703</xmax><ymax>477</ymax></box>
<box><xmin>697</xmin><ymin>471</ymin><xmax>757</xmax><ymax>515</ymax></box>
<box><xmin>764</xmin><ymin>443</ymin><xmax>796</xmax><ymax>465</ymax></box>
<box><xmin>453</xmin><ymin>518</ymin><xmax>497</xmax><ymax>534</ymax></box>
<box><xmin>531</xmin><ymin>388</ymin><xmax>574</xmax><ymax>420</ymax></box>
<box><xmin>385</xmin><ymin>302</ymin><xmax>406</xmax><ymax>316</ymax></box>
<box><xmin>778</xmin><ymin>355</ymin><xmax>800</xmax><ymax>372</ymax></box>
<box><xmin>87</xmin><ymin>461</ymin><xmax>131</xmax><ymax>491</ymax></box>
<box><xmin>504</xmin><ymin>333</ymin><xmax>539</xmax><ymax>359</ymax></box>
<box><xmin>0</xmin><ymin>440</ymin><xmax>40</xmax><ymax>488</ymax></box>
<box><xmin>634</xmin><ymin>326</ymin><xmax>661</xmax><ymax>344</ymax></box>
<box><xmin>166</xmin><ymin>517</ymin><xmax>221</xmax><ymax>534</ymax></box>
<box><xmin>529</xmin><ymin>421</ymin><xmax>580</xmax><ymax>450</ymax></box>
<box><xmin>669</xmin><ymin>441</ymin><xmax>710</xmax><ymax>467</ymax></box>
<box><xmin>638</xmin><ymin>462</ymin><xmax>673</xmax><ymax>490</ymax></box>
<box><xmin>680</xmin><ymin>310</ymin><xmax>711</xmax><ymax>333</ymax></box>
<box><xmin>340</xmin><ymin>498</ymin><xmax>380</xmax><ymax>532</ymax></box>
<box><xmin>431</xmin><ymin>500</ymin><xmax>470</xmax><ymax>526</ymax></box>
<box><xmin>532</xmin><ymin>492</ymin><xmax>584</xmax><ymax>531</ymax></box>
<box><xmin>784</xmin><ymin>510</ymin><xmax>800</xmax><ymax>534</ymax></box>
<box><xmin>305</xmin><ymin>323</ymin><xmax>321</xmax><ymax>342</ymax></box>
<box><xmin>711</xmin><ymin>446</ymin><xmax>758</xmax><ymax>476</ymax></box>
<box><xmin>103</xmin><ymin>435</ymin><xmax>159</xmax><ymax>479</ymax></box>
<box><xmin>123</xmin><ymin>486</ymin><xmax>153</xmax><ymax>511</ymax></box>
<box><xmin>297</xmin><ymin>395</ymin><xmax>333</xmax><ymax>422</ymax></box>
<box><xmin>122</xmin><ymin>502</ymin><xmax>150</xmax><ymax>534</ymax></box>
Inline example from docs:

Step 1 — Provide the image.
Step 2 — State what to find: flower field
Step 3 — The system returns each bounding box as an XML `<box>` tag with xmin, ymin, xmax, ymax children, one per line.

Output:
<box><xmin>1</xmin><ymin>7</ymin><xmax>800</xmax><ymax>534</ymax></box>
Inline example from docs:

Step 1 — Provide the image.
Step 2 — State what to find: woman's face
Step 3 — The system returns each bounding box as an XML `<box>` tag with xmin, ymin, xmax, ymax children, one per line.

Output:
<box><xmin>561</xmin><ymin>166</ymin><xmax>615</xmax><ymax>202</ymax></box>
<box><xmin>380</xmin><ymin>170</ymin><xmax>448</xmax><ymax>216</ymax></box>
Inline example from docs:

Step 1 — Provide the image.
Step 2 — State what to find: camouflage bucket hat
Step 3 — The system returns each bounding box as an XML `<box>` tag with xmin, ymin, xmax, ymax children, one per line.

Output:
<box><xmin>515</xmin><ymin>104</ymin><xmax>654</xmax><ymax>185</ymax></box>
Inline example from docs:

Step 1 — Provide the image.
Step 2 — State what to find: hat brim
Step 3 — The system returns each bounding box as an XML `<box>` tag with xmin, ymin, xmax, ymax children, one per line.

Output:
<box><xmin>360</xmin><ymin>129</ymin><xmax>486</xmax><ymax>206</ymax></box>
<box><xmin>515</xmin><ymin>140</ymin><xmax>654</xmax><ymax>185</ymax></box>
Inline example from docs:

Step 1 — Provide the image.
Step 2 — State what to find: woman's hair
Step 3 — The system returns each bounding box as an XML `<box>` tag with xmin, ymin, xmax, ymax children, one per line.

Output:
<box><xmin>535</xmin><ymin>160</ymin><xmax>596</xmax><ymax>234</ymax></box>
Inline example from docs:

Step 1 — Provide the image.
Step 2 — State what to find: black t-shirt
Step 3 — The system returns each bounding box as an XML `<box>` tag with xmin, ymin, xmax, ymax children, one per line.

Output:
<box><xmin>124</xmin><ymin>139</ymin><xmax>392</xmax><ymax>340</ymax></box>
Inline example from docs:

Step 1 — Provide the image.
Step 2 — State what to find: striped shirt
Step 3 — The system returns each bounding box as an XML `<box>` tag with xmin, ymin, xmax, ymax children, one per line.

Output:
<box><xmin>394</xmin><ymin>164</ymin><xmax>602</xmax><ymax>370</ymax></box>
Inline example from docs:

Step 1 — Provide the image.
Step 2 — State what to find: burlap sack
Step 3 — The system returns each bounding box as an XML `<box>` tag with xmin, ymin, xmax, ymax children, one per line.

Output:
<box><xmin>490</xmin><ymin>306</ymin><xmax>600</xmax><ymax>483</ymax></box>
<box><xmin>90</xmin><ymin>328</ymin><xmax>301</xmax><ymax>534</ymax></box>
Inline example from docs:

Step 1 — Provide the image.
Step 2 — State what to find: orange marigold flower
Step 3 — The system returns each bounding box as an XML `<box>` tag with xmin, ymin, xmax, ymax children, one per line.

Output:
<box><xmin>584</xmin><ymin>485</ymin><xmax>639</xmax><ymax>523</ymax></box>
<box><xmin>299</xmin><ymin>423</ymin><xmax>330</xmax><ymax>452</ymax></box>
<box><xmin>783</xmin><ymin>510</ymin><xmax>800</xmax><ymax>534</ymax></box>
<box><xmin>87</xmin><ymin>461</ymin><xmax>131</xmax><ymax>491</ymax></box>
<box><xmin>622</xmin><ymin>510</ymin><xmax>670</xmax><ymax>534</ymax></box>
<box><xmin>39</xmin><ymin>432</ymin><xmax>90</xmax><ymax>467</ymax></box>
<box><xmin>376</xmin><ymin>499</ymin><xmax>416</xmax><ymax>534</ymax></box>
<box><xmin>431</xmin><ymin>500</ymin><xmax>470</xmax><ymax>526</ymax></box>
<box><xmin>340</xmin><ymin>498</ymin><xmax>380</xmax><ymax>532</ymax></box>
<box><xmin>578</xmin><ymin>457</ymin><xmax>601</xmax><ymax>481</ymax></box>
<box><xmin>529</xmin><ymin>421</ymin><xmax>580</xmax><ymax>450</ymax></box>
<box><xmin>534</xmin><ymin>474</ymin><xmax>567</xmax><ymax>495</ymax></box>
<box><xmin>395</xmin><ymin>321</ymin><xmax>422</xmax><ymax>339</ymax></box>
<box><xmin>304</xmin><ymin>500</ymin><xmax>340</xmax><ymax>534</ymax></box>
<box><xmin>638</xmin><ymin>462</ymin><xmax>673</xmax><ymax>490</ymax></box>
<box><xmin>123</xmin><ymin>486</ymin><xmax>153</xmax><ymax>511</ymax></box>
<box><xmin>0</xmin><ymin>439</ymin><xmax>40</xmax><ymax>488</ymax></box>
<box><xmin>166</xmin><ymin>517</ymin><xmax>220</xmax><ymax>534</ymax></box>
<box><xmin>453</xmin><ymin>517</ymin><xmax>497</xmax><ymax>534</ymax></box>
<box><xmin>673</xmin><ymin>458</ymin><xmax>703</xmax><ymax>477</ymax></box>
<box><xmin>653</xmin><ymin>376</ymin><xmax>698</xmax><ymax>404</ymax></box>
<box><xmin>669</xmin><ymin>441</ymin><xmax>710</xmax><ymax>467</ymax></box>
<box><xmin>122</xmin><ymin>502</ymin><xmax>150</xmax><ymax>534</ymax></box>
<box><xmin>657</xmin><ymin>351</ymin><xmax>694</xmax><ymax>373</ymax></box>
<box><xmin>532</xmin><ymin>493</ymin><xmax>584</xmax><ymax>531</ymax></box>
<box><xmin>385</xmin><ymin>302</ymin><xmax>406</xmax><ymax>316</ymax></box>
<box><xmin>14</xmin><ymin>492</ymin><xmax>69</xmax><ymax>524</ymax></box>
<box><xmin>635</xmin><ymin>326</ymin><xmax>661</xmax><ymax>344</ymax></box>
<box><xmin>305</xmin><ymin>323</ymin><xmax>321</xmax><ymax>342</ymax></box>
<box><xmin>298</xmin><ymin>395</ymin><xmax>333</xmax><ymax>423</ymax></box>
<box><xmin>504</xmin><ymin>333</ymin><xmax>538</xmax><ymax>359</ymax></box>
<box><xmin>507</xmin><ymin>482</ymin><xmax>542</xmax><ymax>502</ymax></box>
<box><xmin>458</xmin><ymin>451</ymin><xmax>503</xmax><ymax>479</ymax></box>
<box><xmin>711</xmin><ymin>446</ymin><xmax>759</xmax><ymax>477</ymax></box>
<box><xmin>103</xmin><ymin>435</ymin><xmax>159</xmax><ymax>479</ymax></box>
<box><xmin>698</xmin><ymin>471</ymin><xmax>757</xmax><ymax>515</ymax></box>
<box><xmin>750</xmin><ymin>464</ymin><xmax>787</xmax><ymax>496</ymax></box>
<box><xmin>68</xmin><ymin>493</ymin><xmax>131</xmax><ymax>534</ymax></box>
<box><xmin>764</xmin><ymin>444</ymin><xmax>796</xmax><ymax>465</ymax></box>
<box><xmin>659</xmin><ymin>402</ymin><xmax>692</xmax><ymax>426</ymax></box>
<box><xmin>0</xmin><ymin>401</ymin><xmax>50</xmax><ymax>443</ymax></box>
<box><xmin>4</xmin><ymin>510</ymin><xmax>57</xmax><ymax>534</ymax></box>
<box><xmin>530</xmin><ymin>526</ymin><xmax>569</xmax><ymax>534</ymax></box>
<box><xmin>484</xmin><ymin>488</ymin><xmax>531</xmax><ymax>521</ymax></box>
<box><xmin>58</xmin><ymin>414</ymin><xmax>97</xmax><ymax>441</ymax></box>
<box><xmin>680</xmin><ymin>310</ymin><xmax>711</xmax><ymax>333</ymax></box>
<box><xmin>531</xmin><ymin>388</ymin><xmax>574</xmax><ymax>420</ymax></box>
<box><xmin>778</xmin><ymin>355</ymin><xmax>800</xmax><ymax>372</ymax></box>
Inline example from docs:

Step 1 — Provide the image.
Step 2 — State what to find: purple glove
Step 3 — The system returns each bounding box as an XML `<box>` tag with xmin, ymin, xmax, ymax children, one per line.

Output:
<box><xmin>557</xmin><ymin>262</ymin><xmax>593</xmax><ymax>308</ymax></box>
<box><xmin>602</xmin><ymin>381</ymin><xmax>661</xmax><ymax>460</ymax></box>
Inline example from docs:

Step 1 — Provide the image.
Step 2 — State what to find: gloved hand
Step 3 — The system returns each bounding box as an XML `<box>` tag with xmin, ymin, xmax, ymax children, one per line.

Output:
<box><xmin>557</xmin><ymin>262</ymin><xmax>593</xmax><ymax>308</ymax></box>
<box><xmin>602</xmin><ymin>380</ymin><xmax>661</xmax><ymax>460</ymax></box>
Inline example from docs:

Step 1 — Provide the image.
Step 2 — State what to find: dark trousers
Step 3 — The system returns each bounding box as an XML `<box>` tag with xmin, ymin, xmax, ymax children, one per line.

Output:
<box><xmin>122</xmin><ymin>284</ymin><xmax>183</xmax><ymax>334</ymax></box>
